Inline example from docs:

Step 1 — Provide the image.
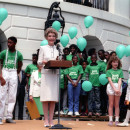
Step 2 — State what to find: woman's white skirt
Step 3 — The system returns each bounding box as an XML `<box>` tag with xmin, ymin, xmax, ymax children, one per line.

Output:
<box><xmin>40</xmin><ymin>69</ymin><xmax>59</xmax><ymax>102</ymax></box>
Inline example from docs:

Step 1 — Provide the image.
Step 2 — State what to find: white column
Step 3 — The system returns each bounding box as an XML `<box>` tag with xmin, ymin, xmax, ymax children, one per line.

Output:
<box><xmin>109</xmin><ymin>0</ymin><xmax>130</xmax><ymax>19</ymax></box>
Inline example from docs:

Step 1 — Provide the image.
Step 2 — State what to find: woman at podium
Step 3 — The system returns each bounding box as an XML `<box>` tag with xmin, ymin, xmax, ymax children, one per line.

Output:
<box><xmin>38</xmin><ymin>28</ymin><xmax>59</xmax><ymax>127</ymax></box>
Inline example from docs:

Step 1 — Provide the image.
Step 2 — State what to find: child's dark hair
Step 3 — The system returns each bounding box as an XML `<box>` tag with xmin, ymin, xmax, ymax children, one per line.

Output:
<box><xmin>32</xmin><ymin>53</ymin><xmax>38</xmax><ymax>58</ymax></box>
<box><xmin>72</xmin><ymin>54</ymin><xmax>78</xmax><ymax>59</ymax></box>
<box><xmin>91</xmin><ymin>54</ymin><xmax>97</xmax><ymax>58</ymax></box>
<box><xmin>8</xmin><ymin>36</ymin><xmax>17</xmax><ymax>43</ymax></box>
<box><xmin>81</xmin><ymin>60</ymin><xmax>88</xmax><ymax>65</ymax></box>
<box><xmin>69</xmin><ymin>44</ymin><xmax>78</xmax><ymax>50</ymax></box>
<box><xmin>62</xmin><ymin>54</ymin><xmax>66</xmax><ymax>60</ymax></box>
<box><xmin>104</xmin><ymin>51</ymin><xmax>109</xmax><ymax>54</ymax></box>
<box><xmin>110</xmin><ymin>51</ymin><xmax>116</xmax><ymax>56</ymax></box>
<box><xmin>88</xmin><ymin>48</ymin><xmax>96</xmax><ymax>56</ymax></box>
<box><xmin>98</xmin><ymin>49</ymin><xmax>105</xmax><ymax>54</ymax></box>
<box><xmin>107</xmin><ymin>56</ymin><xmax>122</xmax><ymax>70</ymax></box>
<box><xmin>63</xmin><ymin>47</ymin><xmax>70</xmax><ymax>53</ymax></box>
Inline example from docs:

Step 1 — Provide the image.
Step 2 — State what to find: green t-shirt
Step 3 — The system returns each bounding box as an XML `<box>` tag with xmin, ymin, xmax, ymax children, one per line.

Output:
<box><xmin>81</xmin><ymin>69</ymin><xmax>87</xmax><ymax>81</ymax></box>
<box><xmin>85</xmin><ymin>64</ymin><xmax>102</xmax><ymax>87</ymax></box>
<box><xmin>25</xmin><ymin>64</ymin><xmax>38</xmax><ymax>85</ymax></box>
<box><xmin>65</xmin><ymin>65</ymin><xmax>83</xmax><ymax>80</ymax></box>
<box><xmin>60</xmin><ymin>69</ymin><xmax>68</xmax><ymax>89</ymax></box>
<box><xmin>66</xmin><ymin>54</ymin><xmax>80</xmax><ymax>65</ymax></box>
<box><xmin>87</xmin><ymin>56</ymin><xmax>92</xmax><ymax>65</ymax></box>
<box><xmin>97</xmin><ymin>60</ymin><xmax>107</xmax><ymax>73</ymax></box>
<box><xmin>106</xmin><ymin>69</ymin><xmax>124</xmax><ymax>83</ymax></box>
<box><xmin>0</xmin><ymin>50</ymin><xmax>23</xmax><ymax>69</ymax></box>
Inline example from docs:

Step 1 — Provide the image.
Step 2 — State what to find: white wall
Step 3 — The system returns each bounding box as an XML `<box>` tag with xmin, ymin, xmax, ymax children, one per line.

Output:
<box><xmin>109</xmin><ymin>0</ymin><xmax>130</xmax><ymax>19</ymax></box>
<box><xmin>0</xmin><ymin>0</ymin><xmax>130</xmax><ymax>79</ymax></box>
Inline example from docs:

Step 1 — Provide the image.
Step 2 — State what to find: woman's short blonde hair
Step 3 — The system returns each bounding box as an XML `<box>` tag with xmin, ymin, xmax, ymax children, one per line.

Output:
<box><xmin>44</xmin><ymin>28</ymin><xmax>58</xmax><ymax>39</ymax></box>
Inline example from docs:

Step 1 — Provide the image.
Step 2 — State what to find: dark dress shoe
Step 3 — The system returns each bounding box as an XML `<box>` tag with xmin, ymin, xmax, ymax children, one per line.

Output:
<box><xmin>6</xmin><ymin>119</ymin><xmax>16</xmax><ymax>124</ymax></box>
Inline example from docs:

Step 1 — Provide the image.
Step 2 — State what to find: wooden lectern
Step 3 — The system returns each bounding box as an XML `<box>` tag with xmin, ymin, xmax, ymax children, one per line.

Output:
<box><xmin>44</xmin><ymin>60</ymin><xmax>72</xmax><ymax>69</ymax></box>
<box><xmin>44</xmin><ymin>60</ymin><xmax>72</xmax><ymax>129</ymax></box>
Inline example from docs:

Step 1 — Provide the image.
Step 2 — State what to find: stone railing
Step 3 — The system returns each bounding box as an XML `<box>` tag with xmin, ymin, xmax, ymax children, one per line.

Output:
<box><xmin>64</xmin><ymin>0</ymin><xmax>109</xmax><ymax>11</ymax></box>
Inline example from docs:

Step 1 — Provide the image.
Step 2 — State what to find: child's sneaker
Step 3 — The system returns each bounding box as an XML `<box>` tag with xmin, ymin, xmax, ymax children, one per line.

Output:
<box><xmin>55</xmin><ymin>111</ymin><xmax>58</xmax><ymax>115</ymax></box>
<box><xmin>95</xmin><ymin>113</ymin><xmax>100</xmax><ymax>118</ymax></box>
<box><xmin>108</xmin><ymin>121</ymin><xmax>113</xmax><ymax>126</ymax></box>
<box><xmin>74</xmin><ymin>112</ymin><xmax>80</xmax><ymax>116</ymax></box>
<box><xmin>63</xmin><ymin>109</ymin><xmax>68</xmax><ymax>115</ymax></box>
<box><xmin>115</xmin><ymin>121</ymin><xmax>119</xmax><ymax>126</ymax></box>
<box><xmin>60</xmin><ymin>111</ymin><xmax>64</xmax><ymax>115</ymax></box>
<box><xmin>0</xmin><ymin>118</ymin><xmax>3</xmax><ymax>125</ymax></box>
<box><xmin>80</xmin><ymin>112</ymin><xmax>86</xmax><ymax>116</ymax></box>
<box><xmin>68</xmin><ymin>111</ymin><xmax>73</xmax><ymax>116</ymax></box>
<box><xmin>88</xmin><ymin>112</ymin><xmax>92</xmax><ymax>118</ymax></box>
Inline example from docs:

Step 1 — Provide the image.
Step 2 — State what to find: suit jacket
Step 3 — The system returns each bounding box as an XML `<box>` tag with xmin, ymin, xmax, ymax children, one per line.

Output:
<box><xmin>29</xmin><ymin>70</ymin><xmax>41</xmax><ymax>97</ymax></box>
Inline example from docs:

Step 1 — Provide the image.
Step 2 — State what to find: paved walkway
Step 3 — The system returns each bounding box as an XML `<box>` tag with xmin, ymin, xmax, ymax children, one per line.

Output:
<box><xmin>0</xmin><ymin>120</ymin><xmax>129</xmax><ymax>130</ymax></box>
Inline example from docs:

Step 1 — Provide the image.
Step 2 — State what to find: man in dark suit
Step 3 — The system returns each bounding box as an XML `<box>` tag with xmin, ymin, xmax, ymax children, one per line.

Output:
<box><xmin>13</xmin><ymin>70</ymin><xmax>27</xmax><ymax>120</ymax></box>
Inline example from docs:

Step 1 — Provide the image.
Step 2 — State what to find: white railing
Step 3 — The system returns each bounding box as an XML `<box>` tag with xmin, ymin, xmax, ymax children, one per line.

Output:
<box><xmin>64</xmin><ymin>0</ymin><xmax>109</xmax><ymax>11</ymax></box>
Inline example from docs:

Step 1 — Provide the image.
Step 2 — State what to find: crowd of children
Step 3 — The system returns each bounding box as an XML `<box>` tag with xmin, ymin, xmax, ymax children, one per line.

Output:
<box><xmin>0</xmin><ymin>37</ymin><xmax>130</xmax><ymax>127</ymax></box>
<box><xmin>53</xmin><ymin>44</ymin><xmax>130</xmax><ymax>127</ymax></box>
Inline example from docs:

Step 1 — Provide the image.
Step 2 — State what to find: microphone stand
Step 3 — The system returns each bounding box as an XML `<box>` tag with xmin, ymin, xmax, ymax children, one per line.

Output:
<box><xmin>50</xmin><ymin>45</ymin><xmax>72</xmax><ymax>129</ymax></box>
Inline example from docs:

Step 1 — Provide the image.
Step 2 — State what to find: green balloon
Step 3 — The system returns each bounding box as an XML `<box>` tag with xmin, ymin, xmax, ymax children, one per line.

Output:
<box><xmin>68</xmin><ymin>27</ymin><xmax>78</xmax><ymax>39</ymax></box>
<box><xmin>52</xmin><ymin>21</ymin><xmax>61</xmax><ymax>31</ymax></box>
<box><xmin>82</xmin><ymin>81</ymin><xmax>92</xmax><ymax>92</ymax></box>
<box><xmin>125</xmin><ymin>45</ymin><xmax>130</xmax><ymax>57</ymax></box>
<box><xmin>0</xmin><ymin>8</ymin><xmax>8</xmax><ymax>25</ymax></box>
<box><xmin>116</xmin><ymin>45</ymin><xmax>126</xmax><ymax>59</ymax></box>
<box><xmin>77</xmin><ymin>37</ymin><xmax>87</xmax><ymax>51</ymax></box>
<box><xmin>40</xmin><ymin>40</ymin><xmax>48</xmax><ymax>46</ymax></box>
<box><xmin>84</xmin><ymin>16</ymin><xmax>94</xmax><ymax>28</ymax></box>
<box><xmin>60</xmin><ymin>35</ymin><xmax>69</xmax><ymax>47</ymax></box>
<box><xmin>99</xmin><ymin>74</ymin><xmax>108</xmax><ymax>85</ymax></box>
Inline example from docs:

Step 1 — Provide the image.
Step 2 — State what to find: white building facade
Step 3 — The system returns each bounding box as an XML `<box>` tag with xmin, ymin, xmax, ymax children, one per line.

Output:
<box><xmin>0</xmin><ymin>0</ymin><xmax>130</xmax><ymax>79</ymax></box>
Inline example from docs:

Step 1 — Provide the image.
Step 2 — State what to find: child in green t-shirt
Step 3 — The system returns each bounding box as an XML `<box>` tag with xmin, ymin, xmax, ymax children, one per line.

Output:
<box><xmin>66</xmin><ymin>44</ymin><xmax>82</xmax><ymax>65</ymax></box>
<box><xmin>104</xmin><ymin>51</ymin><xmax>110</xmax><ymax>63</ymax></box>
<box><xmin>97</xmin><ymin>49</ymin><xmax>106</xmax><ymax>73</ymax></box>
<box><xmin>87</xmin><ymin>48</ymin><xmax>96</xmax><ymax>65</ymax></box>
<box><xmin>55</xmin><ymin>68</ymin><xmax>68</xmax><ymax>115</ymax></box>
<box><xmin>106</xmin><ymin>56</ymin><xmax>124</xmax><ymax>126</ymax></box>
<box><xmin>85</xmin><ymin>54</ymin><xmax>102</xmax><ymax>117</ymax></box>
<box><xmin>29</xmin><ymin>64</ymin><xmax>43</xmax><ymax>116</ymax></box>
<box><xmin>80</xmin><ymin>60</ymin><xmax>88</xmax><ymax>116</ymax></box>
<box><xmin>25</xmin><ymin>54</ymin><xmax>38</xmax><ymax>100</ymax></box>
<box><xmin>97</xmin><ymin>49</ymin><xmax>108</xmax><ymax>116</ymax></box>
<box><xmin>110</xmin><ymin>51</ymin><xmax>117</xmax><ymax>57</ymax></box>
<box><xmin>65</xmin><ymin>55</ymin><xmax>83</xmax><ymax>116</ymax></box>
<box><xmin>63</xmin><ymin>47</ymin><xmax>70</xmax><ymax>58</ymax></box>
<box><xmin>54</xmin><ymin>55</ymin><xmax>68</xmax><ymax>115</ymax></box>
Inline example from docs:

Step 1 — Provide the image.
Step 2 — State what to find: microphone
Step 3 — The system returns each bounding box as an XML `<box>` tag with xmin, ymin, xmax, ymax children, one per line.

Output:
<box><xmin>56</xmin><ymin>44</ymin><xmax>60</xmax><ymax>50</ymax></box>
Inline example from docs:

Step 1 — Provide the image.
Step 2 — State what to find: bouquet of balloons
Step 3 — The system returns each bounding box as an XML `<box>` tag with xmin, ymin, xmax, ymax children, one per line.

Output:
<box><xmin>40</xmin><ymin>15</ymin><xmax>94</xmax><ymax>52</ymax></box>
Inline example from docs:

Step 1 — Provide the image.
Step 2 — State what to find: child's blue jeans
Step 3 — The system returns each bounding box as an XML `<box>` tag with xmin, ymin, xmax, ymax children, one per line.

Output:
<box><xmin>68</xmin><ymin>82</ymin><xmax>81</xmax><ymax>112</ymax></box>
<box><xmin>88</xmin><ymin>86</ymin><xmax>101</xmax><ymax>113</ymax></box>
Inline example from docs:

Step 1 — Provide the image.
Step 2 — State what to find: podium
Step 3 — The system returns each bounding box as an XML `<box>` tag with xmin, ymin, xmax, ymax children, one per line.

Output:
<box><xmin>44</xmin><ymin>60</ymin><xmax>72</xmax><ymax>69</ymax></box>
<box><xmin>44</xmin><ymin>60</ymin><xmax>72</xmax><ymax>129</ymax></box>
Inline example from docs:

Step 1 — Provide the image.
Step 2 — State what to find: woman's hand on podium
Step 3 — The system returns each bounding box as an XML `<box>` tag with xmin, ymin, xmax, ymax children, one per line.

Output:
<box><xmin>29</xmin><ymin>95</ymin><xmax>33</xmax><ymax>102</ymax></box>
<box><xmin>42</xmin><ymin>60</ymin><xmax>48</xmax><ymax>65</ymax></box>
